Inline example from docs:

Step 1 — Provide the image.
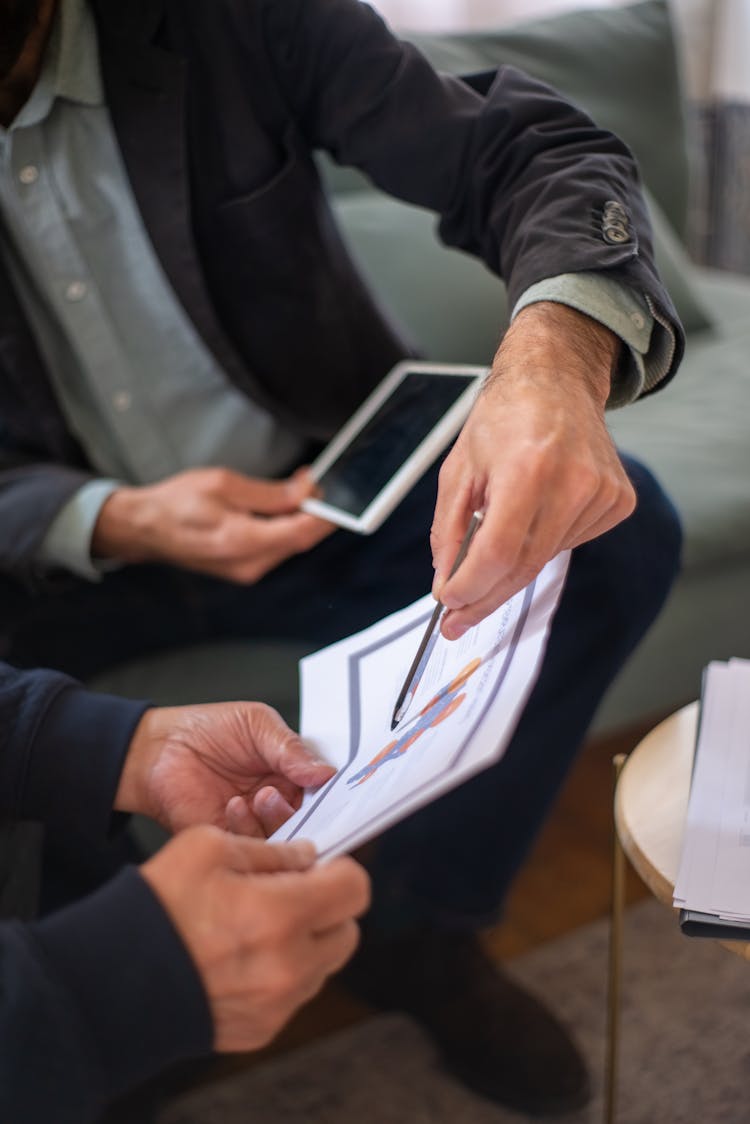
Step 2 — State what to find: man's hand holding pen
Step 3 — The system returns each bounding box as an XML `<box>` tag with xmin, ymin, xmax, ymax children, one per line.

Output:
<box><xmin>430</xmin><ymin>301</ymin><xmax>634</xmax><ymax>641</ymax></box>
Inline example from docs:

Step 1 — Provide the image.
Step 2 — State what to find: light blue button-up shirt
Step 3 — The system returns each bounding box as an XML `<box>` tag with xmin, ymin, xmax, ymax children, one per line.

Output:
<box><xmin>0</xmin><ymin>0</ymin><xmax>305</xmax><ymax>576</ymax></box>
<box><xmin>0</xmin><ymin>0</ymin><xmax>671</xmax><ymax>580</ymax></box>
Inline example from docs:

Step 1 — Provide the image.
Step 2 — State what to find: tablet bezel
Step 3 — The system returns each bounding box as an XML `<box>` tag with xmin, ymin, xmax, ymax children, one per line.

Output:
<box><xmin>301</xmin><ymin>361</ymin><xmax>486</xmax><ymax>534</ymax></box>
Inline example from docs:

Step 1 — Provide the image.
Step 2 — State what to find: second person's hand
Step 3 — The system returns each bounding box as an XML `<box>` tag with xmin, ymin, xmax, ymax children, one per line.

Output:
<box><xmin>115</xmin><ymin>700</ymin><xmax>337</xmax><ymax>837</ymax></box>
<box><xmin>140</xmin><ymin>828</ymin><xmax>370</xmax><ymax>1052</ymax></box>
<box><xmin>92</xmin><ymin>466</ymin><xmax>334</xmax><ymax>583</ymax></box>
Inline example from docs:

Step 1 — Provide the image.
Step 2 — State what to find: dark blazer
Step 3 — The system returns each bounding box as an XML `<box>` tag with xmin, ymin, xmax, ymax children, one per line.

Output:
<box><xmin>0</xmin><ymin>664</ymin><xmax>211</xmax><ymax>1122</ymax></box>
<box><xmin>0</xmin><ymin>0</ymin><xmax>683</xmax><ymax>577</ymax></box>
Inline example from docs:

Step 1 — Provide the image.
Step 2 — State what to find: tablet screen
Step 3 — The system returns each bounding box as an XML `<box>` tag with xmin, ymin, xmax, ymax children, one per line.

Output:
<box><xmin>316</xmin><ymin>371</ymin><xmax>475</xmax><ymax>518</ymax></box>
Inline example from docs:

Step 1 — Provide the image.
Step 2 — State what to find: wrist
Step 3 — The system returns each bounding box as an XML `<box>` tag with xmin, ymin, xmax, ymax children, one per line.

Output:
<box><xmin>92</xmin><ymin>485</ymin><xmax>152</xmax><ymax>561</ymax></box>
<box><xmin>495</xmin><ymin>301</ymin><xmax>620</xmax><ymax>409</ymax></box>
<box><xmin>115</xmin><ymin>707</ymin><xmax>168</xmax><ymax>819</ymax></box>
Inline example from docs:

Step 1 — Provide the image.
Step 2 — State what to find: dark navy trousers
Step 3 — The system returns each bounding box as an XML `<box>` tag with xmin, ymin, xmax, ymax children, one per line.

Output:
<box><xmin>1</xmin><ymin>452</ymin><xmax>681</xmax><ymax>929</ymax></box>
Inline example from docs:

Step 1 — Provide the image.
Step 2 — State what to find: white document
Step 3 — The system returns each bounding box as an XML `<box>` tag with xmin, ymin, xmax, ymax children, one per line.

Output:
<box><xmin>271</xmin><ymin>552</ymin><xmax>569</xmax><ymax>859</ymax></box>
<box><xmin>673</xmin><ymin>658</ymin><xmax>750</xmax><ymax>920</ymax></box>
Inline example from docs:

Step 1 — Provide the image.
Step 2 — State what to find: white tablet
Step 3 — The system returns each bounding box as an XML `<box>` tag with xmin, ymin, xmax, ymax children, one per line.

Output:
<box><xmin>301</xmin><ymin>361</ymin><xmax>486</xmax><ymax>534</ymax></box>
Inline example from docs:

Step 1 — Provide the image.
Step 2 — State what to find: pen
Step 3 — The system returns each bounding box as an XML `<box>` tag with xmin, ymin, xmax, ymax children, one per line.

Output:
<box><xmin>390</xmin><ymin>510</ymin><xmax>484</xmax><ymax>730</ymax></box>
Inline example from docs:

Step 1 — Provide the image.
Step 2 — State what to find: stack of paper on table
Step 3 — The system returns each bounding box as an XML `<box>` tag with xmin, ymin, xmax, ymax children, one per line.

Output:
<box><xmin>271</xmin><ymin>552</ymin><xmax>569</xmax><ymax>859</ymax></box>
<box><xmin>673</xmin><ymin>658</ymin><xmax>750</xmax><ymax>938</ymax></box>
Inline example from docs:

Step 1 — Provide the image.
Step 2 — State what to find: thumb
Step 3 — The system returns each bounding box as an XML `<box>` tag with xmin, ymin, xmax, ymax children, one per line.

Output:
<box><xmin>242</xmin><ymin>704</ymin><xmax>337</xmax><ymax>788</ymax></box>
<box><xmin>277</xmin><ymin>735</ymin><xmax>337</xmax><ymax>788</ymax></box>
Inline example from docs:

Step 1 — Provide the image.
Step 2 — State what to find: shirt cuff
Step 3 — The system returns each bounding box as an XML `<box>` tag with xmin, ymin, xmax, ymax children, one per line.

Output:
<box><xmin>36</xmin><ymin>479</ymin><xmax>122</xmax><ymax>581</ymax></box>
<box><xmin>511</xmin><ymin>272</ymin><xmax>676</xmax><ymax>409</ymax></box>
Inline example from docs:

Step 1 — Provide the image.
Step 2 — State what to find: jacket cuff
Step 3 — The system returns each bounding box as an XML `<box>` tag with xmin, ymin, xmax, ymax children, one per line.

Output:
<box><xmin>23</xmin><ymin>684</ymin><xmax>149</xmax><ymax>838</ymax></box>
<box><xmin>512</xmin><ymin>271</ymin><xmax>676</xmax><ymax>407</ymax></box>
<box><xmin>29</xmin><ymin>866</ymin><xmax>212</xmax><ymax>1104</ymax></box>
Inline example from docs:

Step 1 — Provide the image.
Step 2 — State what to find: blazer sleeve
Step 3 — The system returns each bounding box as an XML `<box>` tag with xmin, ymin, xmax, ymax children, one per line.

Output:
<box><xmin>0</xmin><ymin>664</ymin><xmax>213</xmax><ymax>1120</ymax></box>
<box><xmin>261</xmin><ymin>0</ymin><xmax>684</xmax><ymax>387</ymax></box>
<box><xmin>1</xmin><ymin>868</ymin><xmax>212</xmax><ymax>1123</ymax></box>
<box><xmin>0</xmin><ymin>461</ymin><xmax>95</xmax><ymax>581</ymax></box>
<box><xmin>0</xmin><ymin>664</ymin><xmax>147</xmax><ymax>838</ymax></box>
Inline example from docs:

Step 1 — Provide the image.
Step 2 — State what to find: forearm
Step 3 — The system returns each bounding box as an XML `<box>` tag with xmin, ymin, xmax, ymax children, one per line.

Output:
<box><xmin>512</xmin><ymin>272</ymin><xmax>676</xmax><ymax>406</ymax></box>
<box><xmin>1</xmin><ymin>868</ymin><xmax>211</xmax><ymax>1123</ymax></box>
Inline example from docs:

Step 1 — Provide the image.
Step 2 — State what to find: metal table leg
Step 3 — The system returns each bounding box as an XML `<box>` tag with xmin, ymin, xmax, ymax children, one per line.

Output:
<box><xmin>604</xmin><ymin>753</ymin><xmax>627</xmax><ymax>1124</ymax></box>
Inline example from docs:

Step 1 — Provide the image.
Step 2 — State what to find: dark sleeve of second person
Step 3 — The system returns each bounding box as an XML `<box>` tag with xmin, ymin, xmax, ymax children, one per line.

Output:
<box><xmin>0</xmin><ymin>665</ymin><xmax>213</xmax><ymax>1124</ymax></box>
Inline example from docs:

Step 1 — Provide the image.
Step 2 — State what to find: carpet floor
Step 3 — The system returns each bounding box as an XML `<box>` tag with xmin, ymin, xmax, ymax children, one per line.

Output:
<box><xmin>159</xmin><ymin>900</ymin><xmax>750</xmax><ymax>1124</ymax></box>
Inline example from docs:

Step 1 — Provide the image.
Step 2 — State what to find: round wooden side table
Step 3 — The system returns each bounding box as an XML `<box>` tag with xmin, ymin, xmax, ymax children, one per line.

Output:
<box><xmin>604</xmin><ymin>701</ymin><xmax>750</xmax><ymax>1123</ymax></box>
<box><xmin>614</xmin><ymin>701</ymin><xmax>750</xmax><ymax>963</ymax></box>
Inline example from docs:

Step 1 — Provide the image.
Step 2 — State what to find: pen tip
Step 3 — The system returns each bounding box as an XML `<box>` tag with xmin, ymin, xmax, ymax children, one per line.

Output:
<box><xmin>390</xmin><ymin>715</ymin><xmax>399</xmax><ymax>731</ymax></box>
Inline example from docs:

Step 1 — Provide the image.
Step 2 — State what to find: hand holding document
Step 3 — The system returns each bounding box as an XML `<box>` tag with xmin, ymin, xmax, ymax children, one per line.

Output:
<box><xmin>674</xmin><ymin>658</ymin><xmax>750</xmax><ymax>936</ymax></box>
<box><xmin>270</xmin><ymin>552</ymin><xmax>570</xmax><ymax>859</ymax></box>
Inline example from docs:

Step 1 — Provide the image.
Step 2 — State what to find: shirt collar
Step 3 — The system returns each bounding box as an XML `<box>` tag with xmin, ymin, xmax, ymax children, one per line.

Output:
<box><xmin>12</xmin><ymin>0</ymin><xmax>103</xmax><ymax>130</ymax></box>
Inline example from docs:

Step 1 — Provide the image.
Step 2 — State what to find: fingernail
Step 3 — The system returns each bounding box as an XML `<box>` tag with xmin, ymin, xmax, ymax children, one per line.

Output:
<box><xmin>443</xmin><ymin>617</ymin><xmax>469</xmax><ymax>641</ymax></box>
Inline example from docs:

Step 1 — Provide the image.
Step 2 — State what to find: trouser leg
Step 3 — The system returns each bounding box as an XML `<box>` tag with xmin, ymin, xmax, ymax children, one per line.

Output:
<box><xmin>0</xmin><ymin>462</ymin><xmax>437</xmax><ymax>679</ymax></box>
<box><xmin>366</xmin><ymin>454</ymin><xmax>683</xmax><ymax>928</ymax></box>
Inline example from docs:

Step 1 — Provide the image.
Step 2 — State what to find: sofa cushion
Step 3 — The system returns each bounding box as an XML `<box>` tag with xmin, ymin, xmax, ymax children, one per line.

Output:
<box><xmin>608</xmin><ymin>267</ymin><xmax>750</xmax><ymax>572</ymax></box>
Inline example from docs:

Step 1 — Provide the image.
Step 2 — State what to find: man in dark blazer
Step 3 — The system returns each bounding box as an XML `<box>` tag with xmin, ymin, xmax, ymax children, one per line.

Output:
<box><xmin>0</xmin><ymin>660</ymin><xmax>369</xmax><ymax>1123</ymax></box>
<box><xmin>0</xmin><ymin>0</ymin><xmax>683</xmax><ymax>1112</ymax></box>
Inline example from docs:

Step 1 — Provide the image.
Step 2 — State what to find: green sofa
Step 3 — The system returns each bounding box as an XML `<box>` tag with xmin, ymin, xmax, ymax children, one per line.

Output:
<box><xmin>90</xmin><ymin>0</ymin><xmax>750</xmax><ymax>734</ymax></box>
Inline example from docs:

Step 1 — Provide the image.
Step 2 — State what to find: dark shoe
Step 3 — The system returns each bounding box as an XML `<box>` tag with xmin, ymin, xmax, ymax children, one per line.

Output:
<box><xmin>340</xmin><ymin>928</ymin><xmax>590</xmax><ymax>1116</ymax></box>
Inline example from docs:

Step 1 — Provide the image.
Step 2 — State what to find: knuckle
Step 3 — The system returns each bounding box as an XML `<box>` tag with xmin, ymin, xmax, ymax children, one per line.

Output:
<box><xmin>570</xmin><ymin>464</ymin><xmax>601</xmax><ymax>507</ymax></box>
<box><xmin>351</xmin><ymin>866</ymin><xmax>372</xmax><ymax>913</ymax></box>
<box><xmin>429</xmin><ymin>523</ymin><xmax>442</xmax><ymax>551</ymax></box>
<box><xmin>181</xmin><ymin>823</ymin><xmax>224</xmax><ymax>862</ymax></box>
<box><xmin>297</xmin><ymin>523</ymin><xmax>325</xmax><ymax>553</ymax></box>
<box><xmin>341</xmin><ymin>919</ymin><xmax>362</xmax><ymax>963</ymax></box>
<box><xmin>513</xmin><ymin>555</ymin><xmax>542</xmax><ymax>590</ymax></box>
<box><xmin>205</xmin><ymin>466</ymin><xmax>231</xmax><ymax>492</ymax></box>
<box><xmin>437</xmin><ymin>457</ymin><xmax>457</xmax><ymax>490</ymax></box>
<box><xmin>234</xmin><ymin>562</ymin><xmax>265</xmax><ymax>585</ymax></box>
<box><xmin>266</xmin><ymin>956</ymin><xmax>300</xmax><ymax>999</ymax></box>
<box><xmin>208</xmin><ymin>524</ymin><xmax>240</xmax><ymax>561</ymax></box>
<box><xmin>619</xmin><ymin>479</ymin><xmax>637</xmax><ymax>517</ymax></box>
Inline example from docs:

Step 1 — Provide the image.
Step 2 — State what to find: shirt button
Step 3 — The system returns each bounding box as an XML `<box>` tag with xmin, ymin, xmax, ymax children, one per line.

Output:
<box><xmin>18</xmin><ymin>164</ymin><xmax>39</xmax><ymax>185</ymax></box>
<box><xmin>630</xmin><ymin>312</ymin><xmax>646</xmax><ymax>330</ymax></box>
<box><xmin>112</xmin><ymin>390</ymin><xmax>132</xmax><ymax>412</ymax></box>
<box><xmin>65</xmin><ymin>280</ymin><xmax>87</xmax><ymax>302</ymax></box>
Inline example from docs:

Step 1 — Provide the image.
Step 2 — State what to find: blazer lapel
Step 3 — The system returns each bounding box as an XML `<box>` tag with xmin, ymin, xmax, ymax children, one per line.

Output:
<box><xmin>91</xmin><ymin>0</ymin><xmax>254</xmax><ymax>388</ymax></box>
